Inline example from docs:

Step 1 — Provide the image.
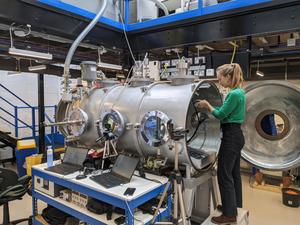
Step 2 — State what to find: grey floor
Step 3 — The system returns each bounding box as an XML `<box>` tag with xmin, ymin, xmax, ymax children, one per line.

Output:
<box><xmin>0</xmin><ymin>166</ymin><xmax>299</xmax><ymax>225</ymax></box>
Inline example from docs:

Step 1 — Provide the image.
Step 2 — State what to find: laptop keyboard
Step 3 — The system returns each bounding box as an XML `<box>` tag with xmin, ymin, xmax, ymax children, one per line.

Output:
<box><xmin>91</xmin><ymin>173</ymin><xmax>127</xmax><ymax>188</ymax></box>
<box><xmin>46</xmin><ymin>163</ymin><xmax>81</xmax><ymax>175</ymax></box>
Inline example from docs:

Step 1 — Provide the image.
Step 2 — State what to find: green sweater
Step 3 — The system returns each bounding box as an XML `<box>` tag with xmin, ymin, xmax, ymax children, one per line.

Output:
<box><xmin>212</xmin><ymin>88</ymin><xmax>246</xmax><ymax>124</ymax></box>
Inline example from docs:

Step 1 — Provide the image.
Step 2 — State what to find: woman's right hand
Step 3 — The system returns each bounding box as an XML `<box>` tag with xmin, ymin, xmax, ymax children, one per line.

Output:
<box><xmin>195</xmin><ymin>100</ymin><xmax>209</xmax><ymax>109</ymax></box>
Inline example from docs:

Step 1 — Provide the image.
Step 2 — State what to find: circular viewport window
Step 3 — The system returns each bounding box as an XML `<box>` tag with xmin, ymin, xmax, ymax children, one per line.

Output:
<box><xmin>255</xmin><ymin>110</ymin><xmax>290</xmax><ymax>141</ymax></box>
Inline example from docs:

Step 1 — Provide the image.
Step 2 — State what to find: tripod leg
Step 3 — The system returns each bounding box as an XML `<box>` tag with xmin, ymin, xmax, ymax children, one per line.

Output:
<box><xmin>173</xmin><ymin>179</ymin><xmax>178</xmax><ymax>223</ymax></box>
<box><xmin>101</xmin><ymin>142</ymin><xmax>107</xmax><ymax>170</ymax></box>
<box><xmin>151</xmin><ymin>181</ymin><xmax>171</xmax><ymax>224</ymax></box>
<box><xmin>107</xmin><ymin>140</ymin><xmax>110</xmax><ymax>156</ymax></box>
<box><xmin>177</xmin><ymin>184</ymin><xmax>189</xmax><ymax>225</ymax></box>
<box><xmin>111</xmin><ymin>140</ymin><xmax>118</xmax><ymax>156</ymax></box>
<box><xmin>173</xmin><ymin>141</ymin><xmax>180</xmax><ymax>223</ymax></box>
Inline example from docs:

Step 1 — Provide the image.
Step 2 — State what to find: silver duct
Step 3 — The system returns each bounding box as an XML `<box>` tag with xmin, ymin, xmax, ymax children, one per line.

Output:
<box><xmin>62</xmin><ymin>0</ymin><xmax>108</xmax><ymax>102</ymax></box>
<box><xmin>149</xmin><ymin>0</ymin><xmax>169</xmax><ymax>16</ymax></box>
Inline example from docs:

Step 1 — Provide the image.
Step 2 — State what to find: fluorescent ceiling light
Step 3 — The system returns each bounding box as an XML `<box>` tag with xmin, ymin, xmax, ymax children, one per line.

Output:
<box><xmin>258</xmin><ymin>37</ymin><xmax>268</xmax><ymax>44</ymax></box>
<box><xmin>52</xmin><ymin>63</ymin><xmax>81</xmax><ymax>70</ymax></box>
<box><xmin>195</xmin><ymin>45</ymin><xmax>214</xmax><ymax>51</ymax></box>
<box><xmin>116</xmin><ymin>74</ymin><xmax>125</xmax><ymax>79</ymax></box>
<box><xmin>7</xmin><ymin>71</ymin><xmax>21</xmax><ymax>76</ymax></box>
<box><xmin>204</xmin><ymin>45</ymin><xmax>215</xmax><ymax>51</ymax></box>
<box><xmin>256</xmin><ymin>60</ymin><xmax>264</xmax><ymax>77</ymax></box>
<box><xmin>9</xmin><ymin>47</ymin><xmax>53</xmax><ymax>60</ymax></box>
<box><xmin>28</xmin><ymin>65</ymin><xmax>47</xmax><ymax>71</ymax></box>
<box><xmin>97</xmin><ymin>62</ymin><xmax>122</xmax><ymax>71</ymax></box>
<box><xmin>53</xmin><ymin>62</ymin><xmax>123</xmax><ymax>71</ymax></box>
<box><xmin>256</xmin><ymin>70</ymin><xmax>264</xmax><ymax>77</ymax></box>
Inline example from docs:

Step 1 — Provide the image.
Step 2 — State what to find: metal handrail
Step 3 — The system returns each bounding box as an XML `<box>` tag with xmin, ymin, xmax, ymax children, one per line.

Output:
<box><xmin>0</xmin><ymin>116</ymin><xmax>15</xmax><ymax>126</ymax></box>
<box><xmin>45</xmin><ymin>113</ymin><xmax>54</xmax><ymax>123</ymax></box>
<box><xmin>0</xmin><ymin>96</ymin><xmax>15</xmax><ymax>107</ymax></box>
<box><xmin>0</xmin><ymin>84</ymin><xmax>32</xmax><ymax>107</ymax></box>
<box><xmin>0</xmin><ymin>84</ymin><xmax>58</xmax><ymax>144</ymax></box>
<box><xmin>0</xmin><ymin>107</ymin><xmax>32</xmax><ymax>128</ymax></box>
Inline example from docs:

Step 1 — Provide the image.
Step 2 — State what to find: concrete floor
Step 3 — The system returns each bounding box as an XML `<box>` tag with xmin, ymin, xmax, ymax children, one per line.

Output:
<box><xmin>0</xmin><ymin>168</ymin><xmax>299</xmax><ymax>225</ymax></box>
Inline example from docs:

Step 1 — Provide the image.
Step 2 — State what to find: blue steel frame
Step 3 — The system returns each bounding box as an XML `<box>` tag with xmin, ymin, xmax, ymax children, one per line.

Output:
<box><xmin>38</xmin><ymin>0</ymin><xmax>124</xmax><ymax>30</ymax></box>
<box><xmin>13</xmin><ymin>105</ymin><xmax>57</xmax><ymax>139</ymax></box>
<box><xmin>32</xmin><ymin>168</ymin><xmax>171</xmax><ymax>225</ymax></box>
<box><xmin>38</xmin><ymin>0</ymin><xmax>272</xmax><ymax>31</ymax></box>
<box><xmin>0</xmin><ymin>84</ymin><xmax>61</xmax><ymax>148</ymax></box>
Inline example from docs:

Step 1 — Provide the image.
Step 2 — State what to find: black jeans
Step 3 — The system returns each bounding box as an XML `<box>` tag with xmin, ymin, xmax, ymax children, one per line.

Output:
<box><xmin>217</xmin><ymin>123</ymin><xmax>245</xmax><ymax>217</ymax></box>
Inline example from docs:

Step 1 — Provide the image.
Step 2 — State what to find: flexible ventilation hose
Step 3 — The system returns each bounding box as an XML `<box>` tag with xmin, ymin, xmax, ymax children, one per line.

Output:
<box><xmin>149</xmin><ymin>0</ymin><xmax>169</xmax><ymax>16</ymax></box>
<box><xmin>63</xmin><ymin>0</ymin><xmax>108</xmax><ymax>95</ymax></box>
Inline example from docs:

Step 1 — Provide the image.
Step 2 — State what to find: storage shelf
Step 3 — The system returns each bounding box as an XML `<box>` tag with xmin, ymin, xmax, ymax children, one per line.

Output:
<box><xmin>33</xmin><ymin>190</ymin><xmax>168</xmax><ymax>225</ymax></box>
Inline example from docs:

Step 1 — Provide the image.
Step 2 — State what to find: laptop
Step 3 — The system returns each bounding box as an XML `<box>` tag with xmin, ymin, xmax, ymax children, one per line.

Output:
<box><xmin>90</xmin><ymin>154</ymin><xmax>139</xmax><ymax>188</ymax></box>
<box><xmin>45</xmin><ymin>147</ymin><xmax>88</xmax><ymax>175</ymax></box>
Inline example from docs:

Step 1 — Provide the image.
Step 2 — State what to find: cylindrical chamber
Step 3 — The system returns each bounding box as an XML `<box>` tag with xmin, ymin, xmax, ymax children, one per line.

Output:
<box><xmin>97</xmin><ymin>80</ymin><xmax>223</xmax><ymax>170</ymax></box>
<box><xmin>56</xmin><ymin>84</ymin><xmax>120</xmax><ymax>148</ymax></box>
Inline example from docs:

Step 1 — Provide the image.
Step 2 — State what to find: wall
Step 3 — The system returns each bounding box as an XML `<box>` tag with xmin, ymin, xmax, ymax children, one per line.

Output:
<box><xmin>0</xmin><ymin>70</ymin><xmax>61</xmax><ymax>138</ymax></box>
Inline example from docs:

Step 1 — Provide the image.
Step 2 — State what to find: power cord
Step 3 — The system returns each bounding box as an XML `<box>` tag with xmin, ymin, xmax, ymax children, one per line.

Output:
<box><xmin>230</xmin><ymin>41</ymin><xmax>237</xmax><ymax>64</ymax></box>
<box><xmin>117</xmin><ymin>6</ymin><xmax>136</xmax><ymax>64</ymax></box>
<box><xmin>125</xmin><ymin>200</ymin><xmax>144</xmax><ymax>224</ymax></box>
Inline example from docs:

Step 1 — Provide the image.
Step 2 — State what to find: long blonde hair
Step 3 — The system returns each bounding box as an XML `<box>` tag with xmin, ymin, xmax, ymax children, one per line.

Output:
<box><xmin>216</xmin><ymin>63</ymin><xmax>244</xmax><ymax>89</ymax></box>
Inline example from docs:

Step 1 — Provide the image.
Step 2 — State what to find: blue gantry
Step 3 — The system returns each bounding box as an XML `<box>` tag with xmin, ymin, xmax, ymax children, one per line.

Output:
<box><xmin>38</xmin><ymin>0</ymin><xmax>272</xmax><ymax>31</ymax></box>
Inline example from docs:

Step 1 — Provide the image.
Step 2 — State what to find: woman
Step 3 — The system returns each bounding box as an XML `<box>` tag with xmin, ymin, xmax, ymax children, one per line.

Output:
<box><xmin>196</xmin><ymin>63</ymin><xmax>246</xmax><ymax>225</ymax></box>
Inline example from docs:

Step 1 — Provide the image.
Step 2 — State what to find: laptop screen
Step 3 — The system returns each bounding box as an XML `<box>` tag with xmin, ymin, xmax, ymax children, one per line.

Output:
<box><xmin>63</xmin><ymin>147</ymin><xmax>88</xmax><ymax>166</ymax></box>
<box><xmin>112</xmin><ymin>155</ymin><xmax>139</xmax><ymax>180</ymax></box>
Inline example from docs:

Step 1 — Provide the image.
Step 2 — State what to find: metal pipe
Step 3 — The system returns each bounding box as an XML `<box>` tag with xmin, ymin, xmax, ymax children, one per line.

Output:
<box><xmin>149</xmin><ymin>0</ymin><xmax>169</xmax><ymax>16</ymax></box>
<box><xmin>44</xmin><ymin>120</ymin><xmax>85</xmax><ymax>127</ymax></box>
<box><xmin>252</xmin><ymin>50</ymin><xmax>300</xmax><ymax>60</ymax></box>
<box><xmin>63</xmin><ymin>0</ymin><xmax>108</xmax><ymax>95</ymax></box>
<box><xmin>38</xmin><ymin>73</ymin><xmax>45</xmax><ymax>154</ymax></box>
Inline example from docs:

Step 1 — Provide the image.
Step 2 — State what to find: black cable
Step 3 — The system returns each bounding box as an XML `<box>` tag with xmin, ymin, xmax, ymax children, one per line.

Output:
<box><xmin>187</xmin><ymin>102</ymin><xmax>200</xmax><ymax>143</ymax></box>
<box><xmin>187</xmin><ymin>103</ymin><xmax>207</xmax><ymax>143</ymax></box>
<box><xmin>198</xmin><ymin>122</ymin><xmax>207</xmax><ymax>151</ymax></box>
<box><xmin>186</xmin><ymin>103</ymin><xmax>215</xmax><ymax>173</ymax></box>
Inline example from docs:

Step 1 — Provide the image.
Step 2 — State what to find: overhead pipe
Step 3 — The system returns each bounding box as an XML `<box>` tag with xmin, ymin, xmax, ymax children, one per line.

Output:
<box><xmin>149</xmin><ymin>0</ymin><xmax>169</xmax><ymax>16</ymax></box>
<box><xmin>252</xmin><ymin>50</ymin><xmax>300</xmax><ymax>60</ymax></box>
<box><xmin>63</xmin><ymin>0</ymin><xmax>108</xmax><ymax>99</ymax></box>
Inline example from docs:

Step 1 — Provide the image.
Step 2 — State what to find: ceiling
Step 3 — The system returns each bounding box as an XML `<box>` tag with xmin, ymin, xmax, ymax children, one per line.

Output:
<box><xmin>0</xmin><ymin>0</ymin><xmax>299</xmax><ymax>80</ymax></box>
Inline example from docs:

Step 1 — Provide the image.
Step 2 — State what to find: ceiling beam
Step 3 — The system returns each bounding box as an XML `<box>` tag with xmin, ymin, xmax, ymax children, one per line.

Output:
<box><xmin>0</xmin><ymin>57</ymin><xmax>81</xmax><ymax>77</ymax></box>
<box><xmin>130</xmin><ymin>0</ymin><xmax>300</xmax><ymax>52</ymax></box>
<box><xmin>0</xmin><ymin>0</ymin><xmax>126</xmax><ymax>50</ymax></box>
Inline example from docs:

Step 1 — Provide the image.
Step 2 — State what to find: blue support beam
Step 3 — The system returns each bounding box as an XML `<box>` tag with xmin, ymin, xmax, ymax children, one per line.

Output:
<box><xmin>37</xmin><ymin>0</ymin><xmax>273</xmax><ymax>32</ymax></box>
<box><xmin>38</xmin><ymin>0</ymin><xmax>124</xmax><ymax>30</ymax></box>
